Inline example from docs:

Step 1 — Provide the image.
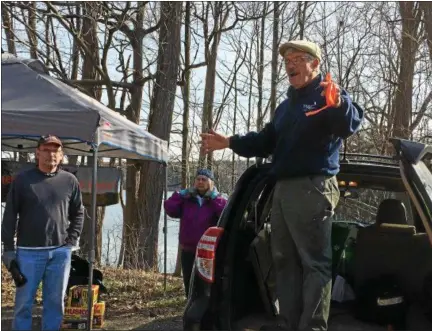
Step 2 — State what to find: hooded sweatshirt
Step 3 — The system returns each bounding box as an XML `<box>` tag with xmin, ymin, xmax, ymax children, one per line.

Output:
<box><xmin>164</xmin><ymin>188</ymin><xmax>227</xmax><ymax>252</ymax></box>
<box><xmin>229</xmin><ymin>74</ymin><xmax>364</xmax><ymax>179</ymax></box>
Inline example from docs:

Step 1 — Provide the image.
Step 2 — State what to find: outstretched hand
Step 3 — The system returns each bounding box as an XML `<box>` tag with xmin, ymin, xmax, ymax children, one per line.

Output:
<box><xmin>200</xmin><ymin>129</ymin><xmax>230</xmax><ymax>155</ymax></box>
<box><xmin>319</xmin><ymin>78</ymin><xmax>342</xmax><ymax>108</ymax></box>
<box><xmin>306</xmin><ymin>74</ymin><xmax>342</xmax><ymax>117</ymax></box>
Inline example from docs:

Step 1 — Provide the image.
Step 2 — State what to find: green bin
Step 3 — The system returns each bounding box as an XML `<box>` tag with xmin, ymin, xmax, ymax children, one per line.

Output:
<box><xmin>331</xmin><ymin>222</ymin><xmax>355</xmax><ymax>282</ymax></box>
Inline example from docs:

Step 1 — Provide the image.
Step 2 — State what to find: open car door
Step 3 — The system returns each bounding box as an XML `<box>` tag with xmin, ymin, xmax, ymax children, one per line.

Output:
<box><xmin>393</xmin><ymin>138</ymin><xmax>432</xmax><ymax>244</ymax></box>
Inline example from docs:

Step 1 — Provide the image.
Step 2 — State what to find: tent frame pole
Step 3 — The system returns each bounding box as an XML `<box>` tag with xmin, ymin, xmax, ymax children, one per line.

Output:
<box><xmin>163</xmin><ymin>164</ymin><xmax>168</xmax><ymax>293</ymax></box>
<box><xmin>87</xmin><ymin>146</ymin><xmax>98</xmax><ymax>331</ymax></box>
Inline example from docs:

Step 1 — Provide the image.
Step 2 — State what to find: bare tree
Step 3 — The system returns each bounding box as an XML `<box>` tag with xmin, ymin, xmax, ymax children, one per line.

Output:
<box><xmin>198</xmin><ymin>2</ymin><xmax>234</xmax><ymax>169</ymax></box>
<box><xmin>137</xmin><ymin>1</ymin><xmax>182</xmax><ymax>270</ymax></box>
<box><xmin>420</xmin><ymin>2</ymin><xmax>432</xmax><ymax>62</ymax></box>
<box><xmin>270</xmin><ymin>2</ymin><xmax>280</xmax><ymax>119</ymax></box>
<box><xmin>2</xmin><ymin>4</ymin><xmax>16</xmax><ymax>55</ymax></box>
<box><xmin>172</xmin><ymin>1</ymin><xmax>192</xmax><ymax>277</ymax></box>
<box><xmin>392</xmin><ymin>2</ymin><xmax>423</xmax><ymax>139</ymax></box>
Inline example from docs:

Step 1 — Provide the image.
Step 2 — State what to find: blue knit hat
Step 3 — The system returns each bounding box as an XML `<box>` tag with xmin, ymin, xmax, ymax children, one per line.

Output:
<box><xmin>196</xmin><ymin>169</ymin><xmax>214</xmax><ymax>181</ymax></box>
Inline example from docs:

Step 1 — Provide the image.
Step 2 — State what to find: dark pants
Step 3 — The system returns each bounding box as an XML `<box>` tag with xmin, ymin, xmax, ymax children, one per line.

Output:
<box><xmin>271</xmin><ymin>175</ymin><xmax>340</xmax><ymax>331</ymax></box>
<box><xmin>181</xmin><ymin>249</ymin><xmax>195</xmax><ymax>297</ymax></box>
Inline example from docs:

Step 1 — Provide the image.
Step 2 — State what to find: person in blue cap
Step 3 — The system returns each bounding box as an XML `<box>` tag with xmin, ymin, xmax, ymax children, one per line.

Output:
<box><xmin>164</xmin><ymin>169</ymin><xmax>227</xmax><ymax>297</ymax></box>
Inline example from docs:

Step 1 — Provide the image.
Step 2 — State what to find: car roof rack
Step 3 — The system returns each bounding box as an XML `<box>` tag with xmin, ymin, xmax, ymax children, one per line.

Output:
<box><xmin>340</xmin><ymin>137</ymin><xmax>399</xmax><ymax>166</ymax></box>
<box><xmin>340</xmin><ymin>152</ymin><xmax>398</xmax><ymax>166</ymax></box>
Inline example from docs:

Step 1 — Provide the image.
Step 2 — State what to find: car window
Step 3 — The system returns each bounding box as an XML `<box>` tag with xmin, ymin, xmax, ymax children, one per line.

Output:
<box><xmin>334</xmin><ymin>189</ymin><xmax>413</xmax><ymax>225</ymax></box>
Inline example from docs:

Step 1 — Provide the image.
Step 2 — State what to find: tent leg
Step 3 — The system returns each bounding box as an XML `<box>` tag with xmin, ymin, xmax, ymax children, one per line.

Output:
<box><xmin>87</xmin><ymin>149</ymin><xmax>98</xmax><ymax>331</ymax></box>
<box><xmin>163</xmin><ymin>164</ymin><xmax>168</xmax><ymax>293</ymax></box>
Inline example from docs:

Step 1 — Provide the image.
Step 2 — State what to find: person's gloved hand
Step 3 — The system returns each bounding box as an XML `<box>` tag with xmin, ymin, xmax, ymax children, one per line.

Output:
<box><xmin>204</xmin><ymin>189</ymin><xmax>218</xmax><ymax>200</ymax></box>
<box><xmin>2</xmin><ymin>250</ymin><xmax>16</xmax><ymax>270</ymax></box>
<box><xmin>180</xmin><ymin>187</ymin><xmax>196</xmax><ymax>197</ymax></box>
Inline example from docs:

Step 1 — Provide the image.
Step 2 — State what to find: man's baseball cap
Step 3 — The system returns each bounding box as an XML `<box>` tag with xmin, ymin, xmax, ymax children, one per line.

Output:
<box><xmin>37</xmin><ymin>134</ymin><xmax>63</xmax><ymax>147</ymax></box>
<box><xmin>279</xmin><ymin>40</ymin><xmax>322</xmax><ymax>61</ymax></box>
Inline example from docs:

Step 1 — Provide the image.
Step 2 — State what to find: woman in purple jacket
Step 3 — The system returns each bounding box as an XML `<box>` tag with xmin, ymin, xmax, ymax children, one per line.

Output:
<box><xmin>164</xmin><ymin>169</ymin><xmax>227</xmax><ymax>297</ymax></box>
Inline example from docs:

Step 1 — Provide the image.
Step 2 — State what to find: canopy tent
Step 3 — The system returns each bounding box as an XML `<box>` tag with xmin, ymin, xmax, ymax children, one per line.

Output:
<box><xmin>1</xmin><ymin>53</ymin><xmax>170</xmax><ymax>330</ymax></box>
<box><xmin>2</xmin><ymin>53</ymin><xmax>167</xmax><ymax>161</ymax></box>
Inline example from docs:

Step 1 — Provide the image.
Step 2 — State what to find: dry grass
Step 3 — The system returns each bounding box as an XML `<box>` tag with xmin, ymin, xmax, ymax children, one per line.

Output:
<box><xmin>100</xmin><ymin>267</ymin><xmax>185</xmax><ymax>319</ymax></box>
<box><xmin>2</xmin><ymin>264</ymin><xmax>185</xmax><ymax>328</ymax></box>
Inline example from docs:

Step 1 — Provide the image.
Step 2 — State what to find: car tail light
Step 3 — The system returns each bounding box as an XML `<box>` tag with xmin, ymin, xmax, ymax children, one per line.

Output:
<box><xmin>195</xmin><ymin>227</ymin><xmax>224</xmax><ymax>283</ymax></box>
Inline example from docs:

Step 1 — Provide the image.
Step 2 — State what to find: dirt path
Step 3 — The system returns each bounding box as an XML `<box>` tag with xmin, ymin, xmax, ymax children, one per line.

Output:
<box><xmin>1</xmin><ymin>304</ymin><xmax>184</xmax><ymax>330</ymax></box>
<box><xmin>2</xmin><ymin>266</ymin><xmax>185</xmax><ymax>330</ymax></box>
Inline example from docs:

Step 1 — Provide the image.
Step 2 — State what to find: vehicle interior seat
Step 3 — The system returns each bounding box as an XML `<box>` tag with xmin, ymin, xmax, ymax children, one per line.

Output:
<box><xmin>375</xmin><ymin>198</ymin><xmax>410</xmax><ymax>226</ymax></box>
<box><xmin>354</xmin><ymin>199</ymin><xmax>432</xmax><ymax>302</ymax></box>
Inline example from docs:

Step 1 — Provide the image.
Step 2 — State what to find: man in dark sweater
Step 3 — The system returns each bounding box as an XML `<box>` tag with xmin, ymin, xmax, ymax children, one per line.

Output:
<box><xmin>2</xmin><ymin>135</ymin><xmax>84</xmax><ymax>331</ymax></box>
<box><xmin>201</xmin><ymin>40</ymin><xmax>364</xmax><ymax>331</ymax></box>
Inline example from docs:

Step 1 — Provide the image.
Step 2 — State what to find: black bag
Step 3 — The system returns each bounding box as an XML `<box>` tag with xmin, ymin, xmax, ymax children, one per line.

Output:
<box><xmin>355</xmin><ymin>274</ymin><xmax>407</xmax><ymax>330</ymax></box>
<box><xmin>67</xmin><ymin>254</ymin><xmax>108</xmax><ymax>295</ymax></box>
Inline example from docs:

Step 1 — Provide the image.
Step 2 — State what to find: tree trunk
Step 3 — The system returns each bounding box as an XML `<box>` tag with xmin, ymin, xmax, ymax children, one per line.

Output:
<box><xmin>420</xmin><ymin>2</ymin><xmax>432</xmax><ymax>62</ymax></box>
<box><xmin>27</xmin><ymin>2</ymin><xmax>37</xmax><ymax>59</ymax></box>
<box><xmin>298</xmin><ymin>2</ymin><xmax>308</xmax><ymax>39</ymax></box>
<box><xmin>257</xmin><ymin>4</ymin><xmax>266</xmax><ymax>131</ymax></box>
<box><xmin>181</xmin><ymin>1</ymin><xmax>191</xmax><ymax>192</ymax></box>
<box><xmin>200</xmin><ymin>41</ymin><xmax>218</xmax><ymax>169</ymax></box>
<box><xmin>270</xmin><ymin>2</ymin><xmax>279</xmax><ymax>120</ymax></box>
<box><xmin>137</xmin><ymin>1</ymin><xmax>182</xmax><ymax>271</ymax></box>
<box><xmin>246</xmin><ymin>32</ymin><xmax>254</xmax><ymax>168</ymax></box>
<box><xmin>70</xmin><ymin>3</ymin><xmax>81</xmax><ymax>80</ymax></box>
<box><xmin>123</xmin><ymin>163</ymin><xmax>141</xmax><ymax>268</ymax></box>
<box><xmin>78</xmin><ymin>2</ymin><xmax>104</xmax><ymax>265</ymax></box>
<box><xmin>174</xmin><ymin>1</ymin><xmax>192</xmax><ymax>277</ymax></box>
<box><xmin>2</xmin><ymin>5</ymin><xmax>16</xmax><ymax>55</ymax></box>
<box><xmin>231</xmin><ymin>73</ymin><xmax>238</xmax><ymax>191</ymax></box>
<box><xmin>198</xmin><ymin>2</ymin><xmax>229</xmax><ymax>170</ymax></box>
<box><xmin>392</xmin><ymin>2</ymin><xmax>420</xmax><ymax>139</ymax></box>
<box><xmin>16</xmin><ymin>3</ymin><xmax>35</xmax><ymax>164</ymax></box>
<box><xmin>80</xmin><ymin>2</ymin><xmax>101</xmax><ymax>98</ymax></box>
<box><xmin>122</xmin><ymin>2</ymin><xmax>146</xmax><ymax>269</ymax></box>
<box><xmin>79</xmin><ymin>157</ymin><xmax>105</xmax><ymax>266</ymax></box>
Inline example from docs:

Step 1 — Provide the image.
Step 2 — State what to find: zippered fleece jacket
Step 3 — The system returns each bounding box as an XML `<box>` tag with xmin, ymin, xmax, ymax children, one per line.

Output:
<box><xmin>164</xmin><ymin>188</ymin><xmax>227</xmax><ymax>252</ymax></box>
<box><xmin>229</xmin><ymin>74</ymin><xmax>364</xmax><ymax>179</ymax></box>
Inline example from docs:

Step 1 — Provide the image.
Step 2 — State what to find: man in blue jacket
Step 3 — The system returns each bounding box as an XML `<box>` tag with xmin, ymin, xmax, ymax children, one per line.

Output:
<box><xmin>201</xmin><ymin>40</ymin><xmax>364</xmax><ymax>331</ymax></box>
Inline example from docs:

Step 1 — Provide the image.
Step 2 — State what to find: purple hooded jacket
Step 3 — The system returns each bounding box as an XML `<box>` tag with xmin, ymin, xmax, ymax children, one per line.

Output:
<box><xmin>164</xmin><ymin>188</ymin><xmax>227</xmax><ymax>253</ymax></box>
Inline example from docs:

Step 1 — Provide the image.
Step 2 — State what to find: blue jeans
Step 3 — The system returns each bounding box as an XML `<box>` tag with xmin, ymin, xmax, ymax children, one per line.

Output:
<box><xmin>12</xmin><ymin>246</ymin><xmax>72</xmax><ymax>331</ymax></box>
